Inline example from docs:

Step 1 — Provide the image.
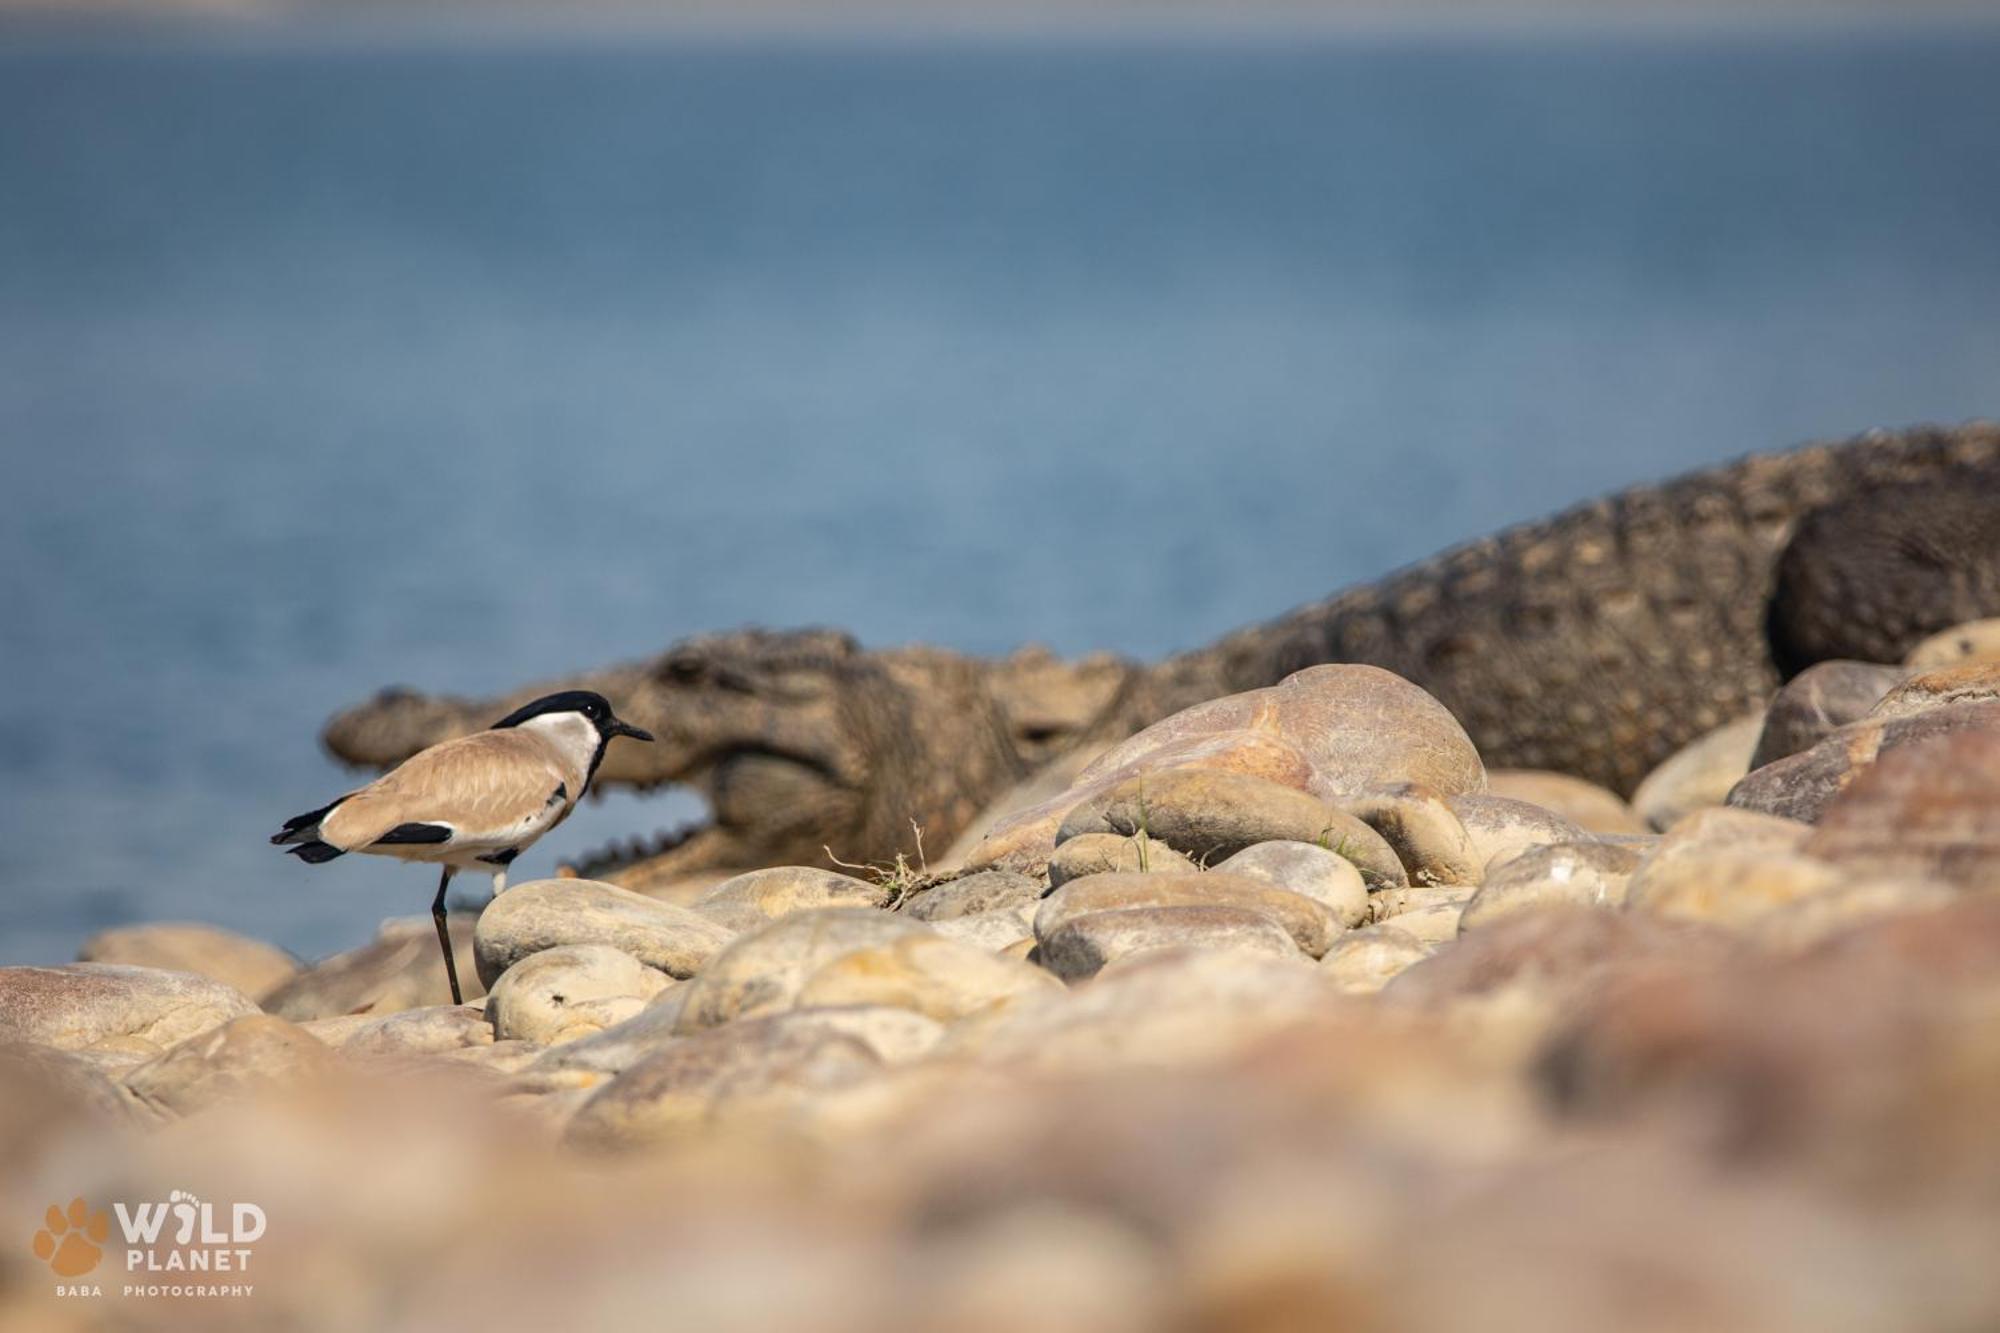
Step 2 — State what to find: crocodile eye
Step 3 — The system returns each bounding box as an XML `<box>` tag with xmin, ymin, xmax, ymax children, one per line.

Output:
<box><xmin>662</xmin><ymin>657</ymin><xmax>706</xmax><ymax>685</ymax></box>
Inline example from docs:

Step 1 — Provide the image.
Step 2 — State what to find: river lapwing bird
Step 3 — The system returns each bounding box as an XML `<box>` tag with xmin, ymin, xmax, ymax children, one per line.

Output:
<box><xmin>272</xmin><ymin>690</ymin><xmax>653</xmax><ymax>1004</ymax></box>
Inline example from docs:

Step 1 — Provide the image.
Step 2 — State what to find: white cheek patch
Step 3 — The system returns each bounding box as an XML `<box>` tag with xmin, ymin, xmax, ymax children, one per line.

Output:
<box><xmin>519</xmin><ymin>712</ymin><xmax>599</xmax><ymax>770</ymax></box>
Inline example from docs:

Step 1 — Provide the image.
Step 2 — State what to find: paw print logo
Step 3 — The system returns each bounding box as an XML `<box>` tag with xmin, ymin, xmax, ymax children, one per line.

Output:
<box><xmin>32</xmin><ymin>1198</ymin><xmax>108</xmax><ymax>1277</ymax></box>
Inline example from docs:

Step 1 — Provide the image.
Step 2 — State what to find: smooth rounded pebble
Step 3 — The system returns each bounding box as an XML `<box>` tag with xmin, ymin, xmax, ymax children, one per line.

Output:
<box><xmin>1034</xmin><ymin>871</ymin><xmax>1339</xmax><ymax>958</ymax></box>
<box><xmin>1340</xmin><ymin>783</ymin><xmax>1481</xmax><ymax>886</ymax></box>
<box><xmin>0</xmin><ymin>964</ymin><xmax>259</xmax><ymax>1055</ymax></box>
<box><xmin>1444</xmin><ymin>794</ymin><xmax>1591</xmax><ymax>878</ymax></box>
<box><xmin>77</xmin><ymin>922</ymin><xmax>298</xmax><ymax>1001</ymax></box>
<box><xmin>1803</xmin><ymin>727</ymin><xmax>2000</xmax><ymax>892</ymax></box>
<box><xmin>673</xmin><ymin>909</ymin><xmax>932</xmax><ymax>1033</ymax></box>
<box><xmin>474</xmin><ymin>879</ymin><xmax>737</xmax><ymax>988</ymax></box>
<box><xmin>792</xmin><ymin>932</ymin><xmax>1062</xmax><ymax>1022</ymax></box>
<box><xmin>1211</xmin><ymin>840</ymin><xmax>1369</xmax><ymax>927</ymax></box>
<box><xmin>1631</xmin><ymin>712</ymin><xmax>1764</xmax><ymax>831</ymax></box>
<box><xmin>1038</xmin><ymin>907</ymin><xmax>1302</xmax><ymax>982</ymax></box>
<box><xmin>1047</xmin><ymin>832</ymin><xmax>1197</xmax><ymax>886</ymax></box>
<box><xmin>1727</xmin><ymin>699</ymin><xmax>2000</xmax><ymax>824</ymax></box>
<box><xmin>1458</xmin><ymin>842</ymin><xmax>1645</xmax><ymax>933</ymax></box>
<box><xmin>1318</xmin><ymin>925</ymin><xmax>1435</xmax><ymax>994</ymax></box>
<box><xmin>486</xmin><ymin>944</ymin><xmax>672</xmax><ymax>1046</ymax></box>
<box><xmin>905</xmin><ymin>870</ymin><xmax>1044</xmax><ymax>923</ymax></box>
<box><xmin>692</xmin><ymin>867</ymin><xmax>889</xmax><ymax>932</ymax></box>
<box><xmin>264</xmin><ymin>914</ymin><xmax>484</xmax><ymax>1019</ymax></box>
<box><xmin>1483</xmin><ymin>770</ymin><xmax>1648</xmax><ymax>836</ymax></box>
<box><xmin>1904</xmin><ymin>616</ymin><xmax>2000</xmax><ymax>668</ymax></box>
<box><xmin>1749</xmin><ymin>660</ymin><xmax>1911</xmax><ymax>770</ymax></box>
<box><xmin>122</xmin><ymin>1013</ymin><xmax>332</xmax><ymax>1117</ymax></box>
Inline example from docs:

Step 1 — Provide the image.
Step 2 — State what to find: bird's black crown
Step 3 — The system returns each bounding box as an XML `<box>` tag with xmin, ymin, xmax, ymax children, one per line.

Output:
<box><xmin>490</xmin><ymin>690</ymin><xmax>616</xmax><ymax>730</ymax></box>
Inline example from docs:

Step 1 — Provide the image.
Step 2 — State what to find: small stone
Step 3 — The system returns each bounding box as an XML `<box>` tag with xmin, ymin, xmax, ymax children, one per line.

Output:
<box><xmin>904</xmin><ymin>870</ymin><xmax>1044</xmax><ymax>923</ymax></box>
<box><xmin>673</xmin><ymin>909</ymin><xmax>931</xmax><ymax>1033</ymax></box>
<box><xmin>321</xmin><ymin>1004</ymin><xmax>495</xmax><ymax>1057</ymax></box>
<box><xmin>793</xmin><ymin>932</ymin><xmax>1062</xmax><ymax>1022</ymax></box>
<box><xmin>953</xmin><ymin>946</ymin><xmax>1340</xmax><ymax>1071</ymax></box>
<box><xmin>473</xmin><ymin>879</ymin><xmax>737</xmax><ymax>987</ymax></box>
<box><xmin>0</xmin><ymin>964</ymin><xmax>258</xmax><ymax>1054</ymax></box>
<box><xmin>264</xmin><ymin>914</ymin><xmax>483</xmax><ymax>1020</ymax></box>
<box><xmin>1624</xmin><ymin>851</ymin><xmax>1848</xmax><ymax>926</ymax></box>
<box><xmin>1904</xmin><ymin>616</ymin><xmax>2000</xmax><ymax>668</ymax></box>
<box><xmin>77</xmin><ymin>923</ymin><xmax>298</xmax><ymax>1000</ymax></box>
<box><xmin>1211</xmin><ymin>840</ymin><xmax>1369</xmax><ymax>927</ymax></box>
<box><xmin>1458</xmin><ymin>842</ymin><xmax>1645</xmax><ymax>933</ymax></box>
<box><xmin>1038</xmin><ymin>907</ymin><xmax>1302</xmax><ymax>982</ymax></box>
<box><xmin>1803</xmin><ymin>727</ymin><xmax>2000</xmax><ymax>892</ymax></box>
<box><xmin>1047</xmin><ymin>832</ymin><xmax>1197</xmax><ymax>886</ymax></box>
<box><xmin>1484</xmin><ymin>770</ymin><xmax>1648</xmax><ymax>835</ymax></box>
<box><xmin>1445</xmin><ymin>794</ymin><xmax>1591</xmax><ymax>877</ymax></box>
<box><xmin>692</xmin><ymin>866</ymin><xmax>889</xmax><ymax>932</ymax></box>
<box><xmin>1728</xmin><ymin>699</ymin><xmax>2000</xmax><ymax>824</ymax></box>
<box><xmin>1750</xmin><ymin>876</ymin><xmax>1958</xmax><ymax>952</ymax></box>
<box><xmin>1339</xmin><ymin>783</ymin><xmax>1480</xmax><ymax>886</ymax></box>
<box><xmin>1318</xmin><ymin>925</ymin><xmax>1434</xmax><ymax>994</ymax></box>
<box><xmin>1749</xmin><ymin>660</ymin><xmax>1912</xmax><ymax>769</ymax></box>
<box><xmin>563</xmin><ymin>1011</ymin><xmax>887</xmax><ymax>1151</ymax></box>
<box><xmin>1035</xmin><ymin>871</ymin><xmax>1339</xmax><ymax>958</ymax></box>
<box><xmin>927</xmin><ymin>909</ymin><xmax>1037</xmax><ymax>953</ymax></box>
<box><xmin>122</xmin><ymin>1014</ymin><xmax>332</xmax><ymax>1117</ymax></box>
<box><xmin>1631</xmin><ymin>712</ymin><xmax>1765</xmax><ymax>831</ymax></box>
<box><xmin>1369</xmin><ymin>886</ymin><xmax>1472</xmax><ymax>945</ymax></box>
<box><xmin>486</xmin><ymin>944</ymin><xmax>673</xmax><ymax>1046</ymax></box>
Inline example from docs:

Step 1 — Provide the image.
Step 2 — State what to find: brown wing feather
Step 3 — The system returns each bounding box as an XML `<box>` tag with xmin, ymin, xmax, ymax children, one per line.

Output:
<box><xmin>320</xmin><ymin>731</ymin><xmax>575</xmax><ymax>850</ymax></box>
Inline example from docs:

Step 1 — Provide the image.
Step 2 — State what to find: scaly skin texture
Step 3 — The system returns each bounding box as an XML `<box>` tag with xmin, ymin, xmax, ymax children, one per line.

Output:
<box><xmin>322</xmin><ymin>423</ymin><xmax>2000</xmax><ymax>887</ymax></box>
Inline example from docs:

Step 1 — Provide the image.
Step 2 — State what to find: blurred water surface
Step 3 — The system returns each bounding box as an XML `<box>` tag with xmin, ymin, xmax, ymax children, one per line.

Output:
<box><xmin>2</xmin><ymin>20</ymin><xmax>1998</xmax><ymax>964</ymax></box>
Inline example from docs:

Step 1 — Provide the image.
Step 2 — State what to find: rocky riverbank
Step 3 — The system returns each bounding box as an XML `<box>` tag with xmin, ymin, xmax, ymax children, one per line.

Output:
<box><xmin>6</xmin><ymin>619</ymin><xmax>2000</xmax><ymax>1330</ymax></box>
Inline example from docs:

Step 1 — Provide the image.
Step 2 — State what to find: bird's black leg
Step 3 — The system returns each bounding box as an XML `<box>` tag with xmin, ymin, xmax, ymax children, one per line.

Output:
<box><xmin>431</xmin><ymin>866</ymin><xmax>462</xmax><ymax>1005</ymax></box>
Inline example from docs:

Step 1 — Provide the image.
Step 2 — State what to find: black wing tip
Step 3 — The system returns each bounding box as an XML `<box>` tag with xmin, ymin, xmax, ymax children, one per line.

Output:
<box><xmin>275</xmin><ymin>797</ymin><xmax>346</xmax><ymax>845</ymax></box>
<box><xmin>286</xmin><ymin>840</ymin><xmax>345</xmax><ymax>864</ymax></box>
<box><xmin>375</xmin><ymin>822</ymin><xmax>452</xmax><ymax>846</ymax></box>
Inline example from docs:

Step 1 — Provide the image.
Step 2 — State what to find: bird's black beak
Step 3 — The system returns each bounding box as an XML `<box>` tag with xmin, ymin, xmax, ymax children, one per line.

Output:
<box><xmin>607</xmin><ymin>717</ymin><xmax>654</xmax><ymax>743</ymax></box>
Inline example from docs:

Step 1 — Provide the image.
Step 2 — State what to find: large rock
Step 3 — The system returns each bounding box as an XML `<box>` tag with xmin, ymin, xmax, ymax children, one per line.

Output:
<box><xmin>1484</xmin><ymin>770</ymin><xmax>1647</xmax><ymax>835</ymax></box>
<box><xmin>122</xmin><ymin>1014</ymin><xmax>332</xmax><ymax>1117</ymax></box>
<box><xmin>263</xmin><ymin>913</ymin><xmax>482</xmax><ymax>1020</ymax></box>
<box><xmin>1457</xmin><ymin>841</ymin><xmax>1644</xmax><ymax>933</ymax></box>
<box><xmin>563</xmin><ymin>1011</ymin><xmax>888</xmax><ymax>1151</ymax></box>
<box><xmin>673</xmin><ymin>909</ymin><xmax>931</xmax><ymax>1033</ymax></box>
<box><xmin>1727</xmin><ymin>699</ymin><xmax>2000</xmax><ymax>824</ymax></box>
<box><xmin>308</xmin><ymin>1004</ymin><xmax>494</xmax><ymax>1058</ymax></box>
<box><xmin>1054</xmin><ymin>769</ymin><xmax>1403</xmax><ymax>888</ymax></box>
<box><xmin>77</xmin><ymin>922</ymin><xmax>298</xmax><ymax>1000</ymax></box>
<box><xmin>1803</xmin><ymin>727</ymin><xmax>2000</xmax><ymax>892</ymax></box>
<box><xmin>1368</xmin><ymin>884</ymin><xmax>1474</xmax><ymax>944</ymax></box>
<box><xmin>485</xmin><ymin>944</ymin><xmax>673</xmax><ymax>1046</ymax></box>
<box><xmin>1210</xmin><ymin>840</ymin><xmax>1369</xmax><ymax>927</ymax></box>
<box><xmin>792</xmin><ymin>931</ymin><xmax>1061</xmax><ymax>1021</ymax></box>
<box><xmin>692</xmin><ymin>867</ymin><xmax>889</xmax><ymax>932</ymax></box>
<box><xmin>474</xmin><ymin>879</ymin><xmax>736</xmax><ymax>987</ymax></box>
<box><xmin>1749</xmin><ymin>660</ymin><xmax>1912</xmax><ymax>769</ymax></box>
<box><xmin>1631</xmin><ymin>712</ymin><xmax>1764</xmax><ymax>831</ymax></box>
<box><xmin>1034</xmin><ymin>871</ymin><xmax>1338</xmax><ymax>958</ymax></box>
<box><xmin>1038</xmin><ymin>907</ymin><xmax>1303</xmax><ymax>982</ymax></box>
<box><xmin>965</xmin><ymin>664</ymin><xmax>1484</xmax><ymax>873</ymax></box>
<box><xmin>0</xmin><ymin>964</ymin><xmax>258</xmax><ymax>1054</ymax></box>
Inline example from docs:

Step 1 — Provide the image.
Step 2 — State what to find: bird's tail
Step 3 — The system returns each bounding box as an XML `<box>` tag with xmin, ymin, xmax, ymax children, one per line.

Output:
<box><xmin>273</xmin><ymin>798</ymin><xmax>347</xmax><ymax>864</ymax></box>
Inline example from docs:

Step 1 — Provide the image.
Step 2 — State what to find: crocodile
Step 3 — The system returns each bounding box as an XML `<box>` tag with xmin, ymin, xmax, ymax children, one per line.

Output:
<box><xmin>321</xmin><ymin>422</ymin><xmax>2000</xmax><ymax>891</ymax></box>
